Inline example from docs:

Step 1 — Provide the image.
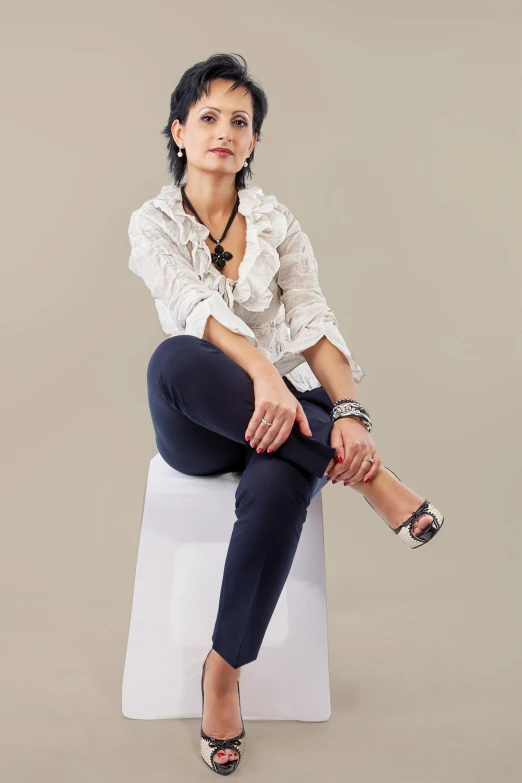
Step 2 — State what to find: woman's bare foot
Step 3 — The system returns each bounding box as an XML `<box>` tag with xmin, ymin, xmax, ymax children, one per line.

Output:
<box><xmin>202</xmin><ymin>649</ymin><xmax>243</xmax><ymax>765</ymax></box>
<box><xmin>324</xmin><ymin>459</ymin><xmax>433</xmax><ymax>537</ymax></box>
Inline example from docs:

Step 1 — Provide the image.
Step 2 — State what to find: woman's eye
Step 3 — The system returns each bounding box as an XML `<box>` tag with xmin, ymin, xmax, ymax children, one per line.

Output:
<box><xmin>201</xmin><ymin>115</ymin><xmax>247</xmax><ymax>127</ymax></box>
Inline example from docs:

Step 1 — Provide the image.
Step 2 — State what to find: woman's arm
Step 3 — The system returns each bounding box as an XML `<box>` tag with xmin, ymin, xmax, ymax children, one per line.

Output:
<box><xmin>302</xmin><ymin>336</ymin><xmax>360</xmax><ymax>405</ymax></box>
<box><xmin>128</xmin><ymin>209</ymin><xmax>277</xmax><ymax>379</ymax></box>
<box><xmin>203</xmin><ymin>315</ymin><xmax>281</xmax><ymax>381</ymax></box>
<box><xmin>128</xmin><ymin>208</ymin><xmax>257</xmax><ymax>342</ymax></box>
<box><xmin>128</xmin><ymin>207</ymin><xmax>277</xmax><ymax>379</ymax></box>
<box><xmin>275</xmin><ymin>203</ymin><xmax>365</xmax><ymax>404</ymax></box>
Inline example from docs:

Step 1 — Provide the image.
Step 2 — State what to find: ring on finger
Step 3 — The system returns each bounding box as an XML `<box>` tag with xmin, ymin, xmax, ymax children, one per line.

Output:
<box><xmin>362</xmin><ymin>453</ymin><xmax>376</xmax><ymax>483</ymax></box>
<box><xmin>342</xmin><ymin>455</ymin><xmax>374</xmax><ymax>485</ymax></box>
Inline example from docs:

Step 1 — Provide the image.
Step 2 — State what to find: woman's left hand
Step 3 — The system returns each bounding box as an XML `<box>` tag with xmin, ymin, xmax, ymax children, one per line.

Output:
<box><xmin>327</xmin><ymin>417</ymin><xmax>381</xmax><ymax>484</ymax></box>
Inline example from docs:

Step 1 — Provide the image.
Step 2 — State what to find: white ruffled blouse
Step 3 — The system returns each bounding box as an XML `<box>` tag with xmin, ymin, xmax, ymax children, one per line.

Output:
<box><xmin>128</xmin><ymin>182</ymin><xmax>365</xmax><ymax>392</ymax></box>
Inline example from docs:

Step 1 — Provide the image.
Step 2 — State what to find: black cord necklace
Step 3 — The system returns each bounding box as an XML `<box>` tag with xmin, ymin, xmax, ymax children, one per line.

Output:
<box><xmin>181</xmin><ymin>185</ymin><xmax>239</xmax><ymax>271</ymax></box>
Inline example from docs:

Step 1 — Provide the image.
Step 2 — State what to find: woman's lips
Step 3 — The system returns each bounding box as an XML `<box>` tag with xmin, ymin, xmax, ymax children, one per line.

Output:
<box><xmin>211</xmin><ymin>149</ymin><xmax>232</xmax><ymax>156</ymax></box>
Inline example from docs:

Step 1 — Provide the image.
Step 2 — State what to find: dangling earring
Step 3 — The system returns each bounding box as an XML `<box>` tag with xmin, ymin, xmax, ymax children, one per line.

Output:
<box><xmin>177</xmin><ymin>144</ymin><xmax>184</xmax><ymax>158</ymax></box>
<box><xmin>243</xmin><ymin>157</ymin><xmax>249</xmax><ymax>168</ymax></box>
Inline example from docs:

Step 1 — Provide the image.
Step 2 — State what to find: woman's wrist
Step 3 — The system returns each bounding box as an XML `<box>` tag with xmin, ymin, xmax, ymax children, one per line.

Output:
<box><xmin>248</xmin><ymin>361</ymin><xmax>282</xmax><ymax>381</ymax></box>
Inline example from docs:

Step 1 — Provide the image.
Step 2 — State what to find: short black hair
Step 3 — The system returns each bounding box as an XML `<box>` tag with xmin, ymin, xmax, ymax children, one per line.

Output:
<box><xmin>160</xmin><ymin>52</ymin><xmax>268</xmax><ymax>190</ymax></box>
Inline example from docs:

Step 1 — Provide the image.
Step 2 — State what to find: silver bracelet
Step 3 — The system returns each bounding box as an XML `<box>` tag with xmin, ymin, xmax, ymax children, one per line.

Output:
<box><xmin>330</xmin><ymin>399</ymin><xmax>373</xmax><ymax>433</ymax></box>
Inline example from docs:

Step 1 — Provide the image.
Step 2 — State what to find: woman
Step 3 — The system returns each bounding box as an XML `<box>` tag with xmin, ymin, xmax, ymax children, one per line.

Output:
<box><xmin>128</xmin><ymin>52</ymin><xmax>444</xmax><ymax>775</ymax></box>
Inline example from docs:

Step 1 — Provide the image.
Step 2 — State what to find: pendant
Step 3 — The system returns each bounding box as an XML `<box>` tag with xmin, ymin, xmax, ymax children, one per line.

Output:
<box><xmin>211</xmin><ymin>243</ymin><xmax>233</xmax><ymax>271</ymax></box>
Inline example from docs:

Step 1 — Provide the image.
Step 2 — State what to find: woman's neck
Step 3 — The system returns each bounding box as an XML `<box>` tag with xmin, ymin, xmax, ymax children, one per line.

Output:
<box><xmin>182</xmin><ymin>175</ymin><xmax>239</xmax><ymax>223</ymax></box>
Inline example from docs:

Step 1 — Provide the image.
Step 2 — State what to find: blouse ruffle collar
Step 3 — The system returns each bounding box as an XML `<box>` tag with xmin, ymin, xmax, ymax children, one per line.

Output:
<box><xmin>151</xmin><ymin>182</ymin><xmax>288</xmax><ymax>311</ymax></box>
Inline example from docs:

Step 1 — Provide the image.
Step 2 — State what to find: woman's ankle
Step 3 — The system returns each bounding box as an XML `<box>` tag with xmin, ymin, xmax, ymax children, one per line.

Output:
<box><xmin>207</xmin><ymin>649</ymin><xmax>241</xmax><ymax>681</ymax></box>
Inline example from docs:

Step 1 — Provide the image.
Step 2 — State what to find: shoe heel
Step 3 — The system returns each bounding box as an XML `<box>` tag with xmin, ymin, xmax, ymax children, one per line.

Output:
<box><xmin>364</xmin><ymin>466</ymin><xmax>445</xmax><ymax>549</ymax></box>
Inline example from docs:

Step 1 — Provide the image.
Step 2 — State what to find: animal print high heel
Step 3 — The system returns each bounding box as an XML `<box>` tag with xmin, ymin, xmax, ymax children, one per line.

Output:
<box><xmin>364</xmin><ymin>466</ymin><xmax>444</xmax><ymax>549</ymax></box>
<box><xmin>200</xmin><ymin>649</ymin><xmax>246</xmax><ymax>775</ymax></box>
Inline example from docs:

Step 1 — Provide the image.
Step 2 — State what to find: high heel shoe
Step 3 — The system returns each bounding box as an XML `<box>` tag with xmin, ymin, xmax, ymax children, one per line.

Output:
<box><xmin>364</xmin><ymin>466</ymin><xmax>444</xmax><ymax>549</ymax></box>
<box><xmin>200</xmin><ymin>649</ymin><xmax>246</xmax><ymax>775</ymax></box>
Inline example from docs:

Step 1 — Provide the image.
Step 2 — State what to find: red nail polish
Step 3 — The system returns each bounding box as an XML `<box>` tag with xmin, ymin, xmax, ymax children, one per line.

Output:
<box><xmin>267</xmin><ymin>448</ymin><xmax>273</xmax><ymax>453</ymax></box>
<box><xmin>251</xmin><ymin>443</ymin><xmax>257</xmax><ymax>448</ymax></box>
<box><xmin>364</xmin><ymin>476</ymin><xmax>371</xmax><ymax>483</ymax></box>
<box><xmin>326</xmin><ymin>476</ymin><xmax>331</xmax><ymax>481</ymax></box>
<box><xmin>336</xmin><ymin>454</ymin><xmax>343</xmax><ymax>463</ymax></box>
<box><xmin>245</xmin><ymin>436</ymin><xmax>251</xmax><ymax>441</ymax></box>
<box><xmin>257</xmin><ymin>447</ymin><xmax>263</xmax><ymax>453</ymax></box>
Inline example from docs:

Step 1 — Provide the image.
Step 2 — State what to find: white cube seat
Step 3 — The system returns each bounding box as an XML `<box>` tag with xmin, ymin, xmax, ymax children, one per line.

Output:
<box><xmin>122</xmin><ymin>453</ymin><xmax>331</xmax><ymax>721</ymax></box>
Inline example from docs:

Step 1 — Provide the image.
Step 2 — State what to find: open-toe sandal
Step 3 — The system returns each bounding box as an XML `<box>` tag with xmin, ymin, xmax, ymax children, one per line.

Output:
<box><xmin>364</xmin><ymin>466</ymin><xmax>444</xmax><ymax>549</ymax></box>
<box><xmin>200</xmin><ymin>649</ymin><xmax>246</xmax><ymax>775</ymax></box>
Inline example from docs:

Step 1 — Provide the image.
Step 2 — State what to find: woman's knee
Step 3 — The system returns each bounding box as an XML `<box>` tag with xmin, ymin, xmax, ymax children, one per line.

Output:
<box><xmin>146</xmin><ymin>334</ymin><xmax>205</xmax><ymax>389</ymax></box>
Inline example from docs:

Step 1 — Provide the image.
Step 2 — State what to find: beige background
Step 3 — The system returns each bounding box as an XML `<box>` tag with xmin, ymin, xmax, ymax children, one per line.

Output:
<box><xmin>2</xmin><ymin>2</ymin><xmax>521</xmax><ymax>781</ymax></box>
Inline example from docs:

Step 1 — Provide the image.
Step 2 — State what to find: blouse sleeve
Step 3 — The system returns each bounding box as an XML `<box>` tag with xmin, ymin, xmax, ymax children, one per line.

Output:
<box><xmin>275</xmin><ymin>204</ymin><xmax>365</xmax><ymax>383</ymax></box>
<box><xmin>128</xmin><ymin>209</ymin><xmax>258</xmax><ymax>346</ymax></box>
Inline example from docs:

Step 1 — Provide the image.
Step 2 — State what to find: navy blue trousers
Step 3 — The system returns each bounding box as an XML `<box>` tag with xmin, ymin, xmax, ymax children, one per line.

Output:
<box><xmin>146</xmin><ymin>335</ymin><xmax>336</xmax><ymax>669</ymax></box>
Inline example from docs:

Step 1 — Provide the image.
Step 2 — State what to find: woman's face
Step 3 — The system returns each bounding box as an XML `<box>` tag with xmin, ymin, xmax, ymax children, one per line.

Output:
<box><xmin>172</xmin><ymin>78</ymin><xmax>257</xmax><ymax>177</ymax></box>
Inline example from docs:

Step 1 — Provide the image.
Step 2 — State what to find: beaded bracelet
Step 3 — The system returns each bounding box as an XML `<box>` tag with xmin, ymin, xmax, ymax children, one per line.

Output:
<box><xmin>333</xmin><ymin>397</ymin><xmax>361</xmax><ymax>405</ymax></box>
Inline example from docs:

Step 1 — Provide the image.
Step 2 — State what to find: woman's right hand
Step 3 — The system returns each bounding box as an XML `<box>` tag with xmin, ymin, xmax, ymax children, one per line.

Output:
<box><xmin>245</xmin><ymin>371</ymin><xmax>312</xmax><ymax>453</ymax></box>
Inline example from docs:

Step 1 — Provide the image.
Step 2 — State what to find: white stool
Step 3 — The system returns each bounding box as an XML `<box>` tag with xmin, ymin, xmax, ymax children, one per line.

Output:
<box><xmin>122</xmin><ymin>453</ymin><xmax>331</xmax><ymax>722</ymax></box>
